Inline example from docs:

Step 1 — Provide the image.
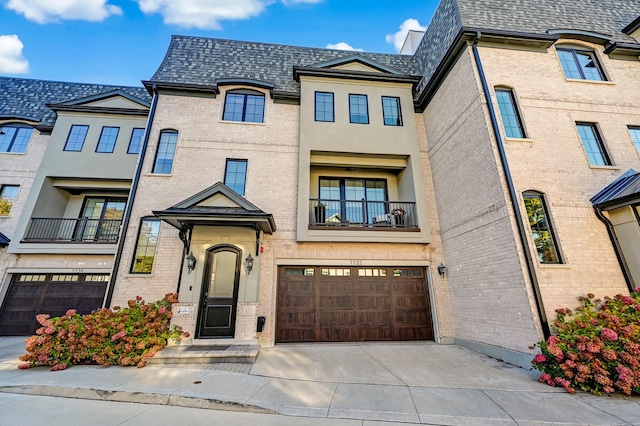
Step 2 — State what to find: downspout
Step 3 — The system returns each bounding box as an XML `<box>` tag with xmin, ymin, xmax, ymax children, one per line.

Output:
<box><xmin>593</xmin><ymin>207</ymin><xmax>635</xmax><ymax>292</ymax></box>
<box><xmin>471</xmin><ymin>33</ymin><xmax>550</xmax><ymax>339</ymax></box>
<box><xmin>104</xmin><ymin>85</ymin><xmax>159</xmax><ymax>308</ymax></box>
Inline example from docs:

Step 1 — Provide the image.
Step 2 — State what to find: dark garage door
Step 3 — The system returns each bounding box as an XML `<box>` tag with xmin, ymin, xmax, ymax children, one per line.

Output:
<box><xmin>277</xmin><ymin>266</ymin><xmax>433</xmax><ymax>343</ymax></box>
<box><xmin>0</xmin><ymin>273</ymin><xmax>108</xmax><ymax>336</ymax></box>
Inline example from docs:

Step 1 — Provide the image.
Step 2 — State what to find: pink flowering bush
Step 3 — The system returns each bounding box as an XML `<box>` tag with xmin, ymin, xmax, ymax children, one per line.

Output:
<box><xmin>18</xmin><ymin>293</ymin><xmax>188</xmax><ymax>371</ymax></box>
<box><xmin>531</xmin><ymin>289</ymin><xmax>640</xmax><ymax>395</ymax></box>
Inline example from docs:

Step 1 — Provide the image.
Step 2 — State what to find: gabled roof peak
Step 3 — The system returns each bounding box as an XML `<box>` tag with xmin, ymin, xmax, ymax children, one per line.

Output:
<box><xmin>309</xmin><ymin>55</ymin><xmax>406</xmax><ymax>75</ymax></box>
<box><xmin>46</xmin><ymin>89</ymin><xmax>151</xmax><ymax>108</ymax></box>
<box><xmin>171</xmin><ymin>181</ymin><xmax>262</xmax><ymax>211</ymax></box>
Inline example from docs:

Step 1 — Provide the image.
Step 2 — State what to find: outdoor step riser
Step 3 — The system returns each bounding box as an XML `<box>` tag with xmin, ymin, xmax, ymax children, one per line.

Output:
<box><xmin>147</xmin><ymin>356</ymin><xmax>256</xmax><ymax>365</ymax></box>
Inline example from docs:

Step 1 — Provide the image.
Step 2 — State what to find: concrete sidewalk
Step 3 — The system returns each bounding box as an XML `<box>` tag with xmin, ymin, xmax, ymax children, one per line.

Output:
<box><xmin>1</xmin><ymin>337</ymin><xmax>639</xmax><ymax>425</ymax></box>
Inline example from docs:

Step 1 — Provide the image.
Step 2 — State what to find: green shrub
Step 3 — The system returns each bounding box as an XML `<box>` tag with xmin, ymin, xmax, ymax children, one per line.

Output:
<box><xmin>531</xmin><ymin>288</ymin><xmax>640</xmax><ymax>395</ymax></box>
<box><xmin>18</xmin><ymin>293</ymin><xmax>188</xmax><ymax>371</ymax></box>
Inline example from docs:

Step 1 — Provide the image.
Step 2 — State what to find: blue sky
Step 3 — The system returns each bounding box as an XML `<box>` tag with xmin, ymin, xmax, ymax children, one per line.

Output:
<box><xmin>0</xmin><ymin>0</ymin><xmax>439</xmax><ymax>87</ymax></box>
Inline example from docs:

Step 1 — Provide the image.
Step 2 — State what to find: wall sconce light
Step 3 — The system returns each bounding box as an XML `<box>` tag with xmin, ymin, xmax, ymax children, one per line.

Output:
<box><xmin>0</xmin><ymin>128</ymin><xmax>5</xmax><ymax>135</ymax></box>
<box><xmin>245</xmin><ymin>253</ymin><xmax>254</xmax><ymax>275</ymax></box>
<box><xmin>186</xmin><ymin>252</ymin><xmax>197</xmax><ymax>274</ymax></box>
<box><xmin>437</xmin><ymin>262</ymin><xmax>446</xmax><ymax>278</ymax></box>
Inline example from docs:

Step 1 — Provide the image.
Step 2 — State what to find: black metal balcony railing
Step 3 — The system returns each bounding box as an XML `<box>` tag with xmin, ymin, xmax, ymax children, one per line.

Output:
<box><xmin>23</xmin><ymin>218</ymin><xmax>122</xmax><ymax>243</ymax></box>
<box><xmin>309</xmin><ymin>199</ymin><xmax>418</xmax><ymax>229</ymax></box>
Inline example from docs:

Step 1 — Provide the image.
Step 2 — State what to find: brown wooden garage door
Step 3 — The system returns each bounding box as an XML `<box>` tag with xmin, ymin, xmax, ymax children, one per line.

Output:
<box><xmin>277</xmin><ymin>266</ymin><xmax>433</xmax><ymax>343</ymax></box>
<box><xmin>0</xmin><ymin>273</ymin><xmax>109</xmax><ymax>336</ymax></box>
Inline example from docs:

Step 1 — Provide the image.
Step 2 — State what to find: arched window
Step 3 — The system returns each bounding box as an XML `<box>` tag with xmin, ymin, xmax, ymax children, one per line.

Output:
<box><xmin>523</xmin><ymin>191</ymin><xmax>562</xmax><ymax>264</ymax></box>
<box><xmin>556</xmin><ymin>46</ymin><xmax>606</xmax><ymax>81</ymax></box>
<box><xmin>152</xmin><ymin>129</ymin><xmax>178</xmax><ymax>174</ymax></box>
<box><xmin>222</xmin><ymin>89</ymin><xmax>265</xmax><ymax>123</ymax></box>
<box><xmin>0</xmin><ymin>123</ymin><xmax>34</xmax><ymax>153</ymax></box>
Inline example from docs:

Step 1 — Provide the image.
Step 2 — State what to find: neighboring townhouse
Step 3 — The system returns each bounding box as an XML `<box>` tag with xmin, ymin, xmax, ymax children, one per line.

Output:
<box><xmin>107</xmin><ymin>0</ymin><xmax>640</xmax><ymax>366</ymax></box>
<box><xmin>0</xmin><ymin>77</ymin><xmax>150</xmax><ymax>335</ymax></box>
<box><xmin>416</xmin><ymin>0</ymin><xmax>640</xmax><ymax>364</ymax></box>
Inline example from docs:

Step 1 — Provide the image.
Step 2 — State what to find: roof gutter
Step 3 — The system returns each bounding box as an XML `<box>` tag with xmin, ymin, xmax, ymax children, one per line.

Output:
<box><xmin>104</xmin><ymin>84</ymin><xmax>159</xmax><ymax>308</ymax></box>
<box><xmin>592</xmin><ymin>206</ymin><xmax>636</xmax><ymax>292</ymax></box>
<box><xmin>471</xmin><ymin>32</ymin><xmax>550</xmax><ymax>339</ymax></box>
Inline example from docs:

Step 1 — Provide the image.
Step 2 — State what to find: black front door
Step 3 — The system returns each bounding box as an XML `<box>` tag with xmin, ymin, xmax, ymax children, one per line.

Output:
<box><xmin>197</xmin><ymin>245</ymin><xmax>241</xmax><ymax>338</ymax></box>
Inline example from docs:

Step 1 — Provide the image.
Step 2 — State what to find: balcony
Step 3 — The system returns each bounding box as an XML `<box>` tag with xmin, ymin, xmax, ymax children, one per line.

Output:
<box><xmin>309</xmin><ymin>199</ymin><xmax>418</xmax><ymax>230</ymax></box>
<box><xmin>23</xmin><ymin>218</ymin><xmax>122</xmax><ymax>243</ymax></box>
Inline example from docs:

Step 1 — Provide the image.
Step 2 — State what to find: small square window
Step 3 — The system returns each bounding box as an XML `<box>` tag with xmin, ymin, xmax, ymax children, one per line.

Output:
<box><xmin>315</xmin><ymin>92</ymin><xmax>334</xmax><ymax>122</ymax></box>
<box><xmin>128</xmin><ymin>128</ymin><xmax>145</xmax><ymax>154</ymax></box>
<box><xmin>557</xmin><ymin>48</ymin><xmax>606</xmax><ymax>81</ymax></box>
<box><xmin>64</xmin><ymin>125</ymin><xmax>89</xmax><ymax>151</ymax></box>
<box><xmin>349</xmin><ymin>94</ymin><xmax>369</xmax><ymax>124</ymax></box>
<box><xmin>96</xmin><ymin>126</ymin><xmax>119</xmax><ymax>153</ymax></box>
<box><xmin>382</xmin><ymin>96</ymin><xmax>402</xmax><ymax>126</ymax></box>
<box><xmin>0</xmin><ymin>185</ymin><xmax>19</xmax><ymax>216</ymax></box>
<box><xmin>576</xmin><ymin>123</ymin><xmax>611</xmax><ymax>166</ymax></box>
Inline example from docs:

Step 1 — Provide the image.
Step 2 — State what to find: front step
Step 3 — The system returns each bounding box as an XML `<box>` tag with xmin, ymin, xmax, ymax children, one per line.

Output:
<box><xmin>147</xmin><ymin>345</ymin><xmax>260</xmax><ymax>365</ymax></box>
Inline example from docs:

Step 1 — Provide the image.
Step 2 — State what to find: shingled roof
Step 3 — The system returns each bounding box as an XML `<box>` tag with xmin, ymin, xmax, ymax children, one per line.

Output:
<box><xmin>149</xmin><ymin>0</ymin><xmax>640</xmax><ymax>101</ymax></box>
<box><xmin>413</xmin><ymin>0</ymin><xmax>640</xmax><ymax>92</ymax></box>
<box><xmin>150</xmin><ymin>36</ymin><xmax>416</xmax><ymax>95</ymax></box>
<box><xmin>457</xmin><ymin>0</ymin><xmax>640</xmax><ymax>44</ymax></box>
<box><xmin>0</xmin><ymin>77</ymin><xmax>150</xmax><ymax>128</ymax></box>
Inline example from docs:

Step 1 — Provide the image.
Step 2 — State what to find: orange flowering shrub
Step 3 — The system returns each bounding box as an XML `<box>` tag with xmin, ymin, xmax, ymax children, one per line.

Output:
<box><xmin>18</xmin><ymin>293</ymin><xmax>188</xmax><ymax>371</ymax></box>
<box><xmin>531</xmin><ymin>289</ymin><xmax>640</xmax><ymax>395</ymax></box>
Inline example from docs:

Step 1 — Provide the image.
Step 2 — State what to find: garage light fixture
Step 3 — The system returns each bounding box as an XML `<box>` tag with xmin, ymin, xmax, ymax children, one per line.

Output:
<box><xmin>437</xmin><ymin>262</ymin><xmax>446</xmax><ymax>278</ymax></box>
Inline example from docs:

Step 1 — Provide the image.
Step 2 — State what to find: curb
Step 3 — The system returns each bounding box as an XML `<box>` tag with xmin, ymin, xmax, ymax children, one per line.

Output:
<box><xmin>0</xmin><ymin>385</ymin><xmax>277</xmax><ymax>415</ymax></box>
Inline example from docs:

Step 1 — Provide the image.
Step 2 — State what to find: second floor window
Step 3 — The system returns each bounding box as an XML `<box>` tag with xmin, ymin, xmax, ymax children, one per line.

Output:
<box><xmin>64</xmin><ymin>125</ymin><xmax>89</xmax><ymax>151</ymax></box>
<box><xmin>223</xmin><ymin>91</ymin><xmax>265</xmax><ymax>123</ymax></box>
<box><xmin>382</xmin><ymin>96</ymin><xmax>402</xmax><ymax>126</ymax></box>
<box><xmin>349</xmin><ymin>94</ymin><xmax>369</xmax><ymax>124</ymax></box>
<box><xmin>96</xmin><ymin>126</ymin><xmax>120</xmax><ymax>153</ymax></box>
<box><xmin>0</xmin><ymin>185</ymin><xmax>19</xmax><ymax>216</ymax></box>
<box><xmin>152</xmin><ymin>130</ymin><xmax>178</xmax><ymax>174</ymax></box>
<box><xmin>629</xmin><ymin>126</ymin><xmax>640</xmax><ymax>154</ymax></box>
<box><xmin>315</xmin><ymin>92</ymin><xmax>334</xmax><ymax>122</ymax></box>
<box><xmin>224</xmin><ymin>159</ymin><xmax>248</xmax><ymax>196</ymax></box>
<box><xmin>319</xmin><ymin>178</ymin><xmax>387</xmax><ymax>224</ymax></box>
<box><xmin>77</xmin><ymin>196</ymin><xmax>126</xmax><ymax>241</ymax></box>
<box><xmin>0</xmin><ymin>124</ymin><xmax>33</xmax><ymax>153</ymax></box>
<box><xmin>576</xmin><ymin>123</ymin><xmax>611</xmax><ymax>166</ymax></box>
<box><xmin>557</xmin><ymin>48</ymin><xmax>605</xmax><ymax>81</ymax></box>
<box><xmin>128</xmin><ymin>128</ymin><xmax>145</xmax><ymax>154</ymax></box>
<box><xmin>496</xmin><ymin>88</ymin><xmax>525</xmax><ymax>138</ymax></box>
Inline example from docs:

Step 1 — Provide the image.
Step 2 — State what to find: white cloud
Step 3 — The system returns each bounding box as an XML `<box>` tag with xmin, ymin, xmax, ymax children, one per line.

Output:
<box><xmin>137</xmin><ymin>0</ymin><xmax>270</xmax><ymax>29</ymax></box>
<box><xmin>136</xmin><ymin>0</ymin><xmax>322</xmax><ymax>29</ymax></box>
<box><xmin>325</xmin><ymin>42</ymin><xmax>363</xmax><ymax>52</ymax></box>
<box><xmin>6</xmin><ymin>0</ymin><xmax>122</xmax><ymax>23</ymax></box>
<box><xmin>281</xmin><ymin>0</ymin><xmax>322</xmax><ymax>5</ymax></box>
<box><xmin>385</xmin><ymin>18</ymin><xmax>426</xmax><ymax>53</ymax></box>
<box><xmin>0</xmin><ymin>35</ymin><xmax>29</xmax><ymax>74</ymax></box>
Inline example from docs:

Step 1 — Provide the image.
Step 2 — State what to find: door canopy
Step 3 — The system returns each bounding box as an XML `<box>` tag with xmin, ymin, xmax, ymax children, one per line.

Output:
<box><xmin>152</xmin><ymin>182</ymin><xmax>276</xmax><ymax>234</ymax></box>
